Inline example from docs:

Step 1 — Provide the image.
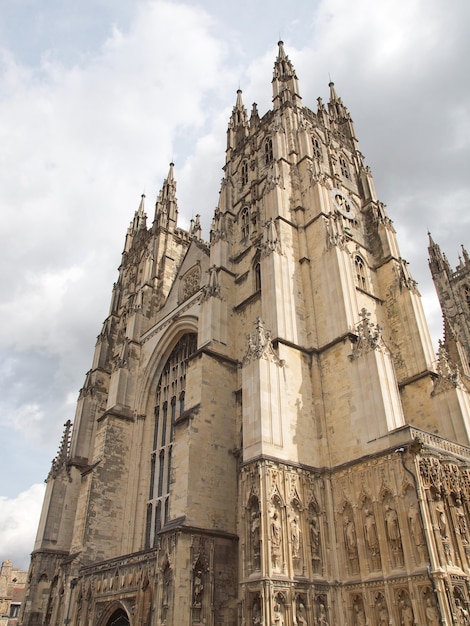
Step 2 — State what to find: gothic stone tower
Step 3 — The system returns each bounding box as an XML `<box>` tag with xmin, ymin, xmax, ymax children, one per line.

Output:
<box><xmin>429</xmin><ymin>236</ymin><xmax>470</xmax><ymax>378</ymax></box>
<box><xmin>21</xmin><ymin>42</ymin><xmax>470</xmax><ymax>626</ymax></box>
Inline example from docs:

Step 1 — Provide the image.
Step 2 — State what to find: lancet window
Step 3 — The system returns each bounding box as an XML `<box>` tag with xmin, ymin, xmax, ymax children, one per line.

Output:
<box><xmin>354</xmin><ymin>255</ymin><xmax>367</xmax><ymax>290</ymax></box>
<box><xmin>241</xmin><ymin>161</ymin><xmax>248</xmax><ymax>186</ymax></box>
<box><xmin>241</xmin><ymin>207</ymin><xmax>250</xmax><ymax>240</ymax></box>
<box><xmin>312</xmin><ymin>136</ymin><xmax>322</xmax><ymax>160</ymax></box>
<box><xmin>253</xmin><ymin>254</ymin><xmax>261</xmax><ymax>291</ymax></box>
<box><xmin>464</xmin><ymin>285</ymin><xmax>470</xmax><ymax>312</ymax></box>
<box><xmin>265</xmin><ymin>137</ymin><xmax>274</xmax><ymax>164</ymax></box>
<box><xmin>146</xmin><ymin>333</ymin><xmax>197</xmax><ymax>548</ymax></box>
<box><xmin>339</xmin><ymin>155</ymin><xmax>350</xmax><ymax>179</ymax></box>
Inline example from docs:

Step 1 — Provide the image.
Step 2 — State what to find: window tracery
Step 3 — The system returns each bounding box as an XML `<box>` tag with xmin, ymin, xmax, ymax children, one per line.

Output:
<box><xmin>265</xmin><ymin>137</ymin><xmax>274</xmax><ymax>164</ymax></box>
<box><xmin>146</xmin><ymin>333</ymin><xmax>197</xmax><ymax>547</ymax></box>
<box><xmin>241</xmin><ymin>207</ymin><xmax>250</xmax><ymax>240</ymax></box>
<box><xmin>354</xmin><ymin>255</ymin><xmax>367</xmax><ymax>290</ymax></box>
<box><xmin>241</xmin><ymin>161</ymin><xmax>248</xmax><ymax>186</ymax></box>
<box><xmin>464</xmin><ymin>285</ymin><xmax>470</xmax><ymax>312</ymax></box>
<box><xmin>312</xmin><ymin>136</ymin><xmax>322</xmax><ymax>160</ymax></box>
<box><xmin>339</xmin><ymin>155</ymin><xmax>350</xmax><ymax>179</ymax></box>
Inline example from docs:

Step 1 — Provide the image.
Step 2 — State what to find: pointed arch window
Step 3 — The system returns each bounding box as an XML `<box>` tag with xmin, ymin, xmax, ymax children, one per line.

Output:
<box><xmin>241</xmin><ymin>161</ymin><xmax>248</xmax><ymax>186</ymax></box>
<box><xmin>265</xmin><ymin>138</ymin><xmax>274</xmax><ymax>164</ymax></box>
<box><xmin>254</xmin><ymin>255</ymin><xmax>261</xmax><ymax>292</ymax></box>
<box><xmin>312</xmin><ymin>137</ymin><xmax>322</xmax><ymax>160</ymax></box>
<box><xmin>146</xmin><ymin>333</ymin><xmax>197</xmax><ymax>548</ymax></box>
<box><xmin>339</xmin><ymin>156</ymin><xmax>350</xmax><ymax>179</ymax></box>
<box><xmin>241</xmin><ymin>207</ymin><xmax>250</xmax><ymax>240</ymax></box>
<box><xmin>354</xmin><ymin>255</ymin><xmax>367</xmax><ymax>290</ymax></box>
<box><xmin>464</xmin><ymin>285</ymin><xmax>470</xmax><ymax>312</ymax></box>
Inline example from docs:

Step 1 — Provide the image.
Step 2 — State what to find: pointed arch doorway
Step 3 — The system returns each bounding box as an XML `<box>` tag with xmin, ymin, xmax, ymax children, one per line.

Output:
<box><xmin>105</xmin><ymin>608</ymin><xmax>130</xmax><ymax>626</ymax></box>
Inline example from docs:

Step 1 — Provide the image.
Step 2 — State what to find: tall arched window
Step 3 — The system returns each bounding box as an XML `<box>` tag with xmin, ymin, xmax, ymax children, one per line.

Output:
<box><xmin>241</xmin><ymin>207</ymin><xmax>250</xmax><ymax>240</ymax></box>
<box><xmin>254</xmin><ymin>262</ymin><xmax>261</xmax><ymax>292</ymax></box>
<box><xmin>265</xmin><ymin>138</ymin><xmax>274</xmax><ymax>164</ymax></box>
<box><xmin>464</xmin><ymin>285</ymin><xmax>470</xmax><ymax>312</ymax></box>
<box><xmin>354</xmin><ymin>255</ymin><xmax>367</xmax><ymax>290</ymax></box>
<box><xmin>339</xmin><ymin>156</ymin><xmax>350</xmax><ymax>179</ymax></box>
<box><xmin>312</xmin><ymin>137</ymin><xmax>322</xmax><ymax>160</ymax></box>
<box><xmin>241</xmin><ymin>161</ymin><xmax>248</xmax><ymax>186</ymax></box>
<box><xmin>146</xmin><ymin>333</ymin><xmax>197</xmax><ymax>548</ymax></box>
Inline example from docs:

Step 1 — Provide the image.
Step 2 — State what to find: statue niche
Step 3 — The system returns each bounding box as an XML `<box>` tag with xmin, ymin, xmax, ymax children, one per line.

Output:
<box><xmin>362</xmin><ymin>499</ymin><xmax>381</xmax><ymax>571</ymax></box>
<box><xmin>308</xmin><ymin>504</ymin><xmax>321</xmax><ymax>574</ymax></box>
<box><xmin>269</xmin><ymin>498</ymin><xmax>284</xmax><ymax>572</ymax></box>
<box><xmin>248</xmin><ymin>496</ymin><xmax>261</xmax><ymax>572</ymax></box>
<box><xmin>342</xmin><ymin>502</ymin><xmax>359</xmax><ymax>575</ymax></box>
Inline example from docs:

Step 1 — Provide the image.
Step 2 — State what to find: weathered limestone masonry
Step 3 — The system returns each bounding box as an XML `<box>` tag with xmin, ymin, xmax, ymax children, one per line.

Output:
<box><xmin>21</xmin><ymin>43</ymin><xmax>470</xmax><ymax>626</ymax></box>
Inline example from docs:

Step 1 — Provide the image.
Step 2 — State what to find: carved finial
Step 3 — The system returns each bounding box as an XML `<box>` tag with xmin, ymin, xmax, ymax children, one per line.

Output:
<box><xmin>349</xmin><ymin>309</ymin><xmax>384</xmax><ymax>360</ymax></box>
<box><xmin>48</xmin><ymin>420</ymin><xmax>73</xmax><ymax>480</ymax></box>
<box><xmin>243</xmin><ymin>318</ymin><xmax>284</xmax><ymax>366</ymax></box>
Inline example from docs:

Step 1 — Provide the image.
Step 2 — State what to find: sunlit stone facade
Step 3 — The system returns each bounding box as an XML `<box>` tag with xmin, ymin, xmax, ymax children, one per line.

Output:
<box><xmin>21</xmin><ymin>43</ymin><xmax>470</xmax><ymax>626</ymax></box>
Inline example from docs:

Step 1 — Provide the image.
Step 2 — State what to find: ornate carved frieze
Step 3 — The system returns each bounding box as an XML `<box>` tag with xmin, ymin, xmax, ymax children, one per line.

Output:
<box><xmin>348</xmin><ymin>308</ymin><xmax>385</xmax><ymax>360</ymax></box>
<box><xmin>201</xmin><ymin>265</ymin><xmax>221</xmax><ymax>300</ymax></box>
<box><xmin>432</xmin><ymin>340</ymin><xmax>464</xmax><ymax>395</ymax></box>
<box><xmin>260</xmin><ymin>218</ymin><xmax>281</xmax><ymax>257</ymax></box>
<box><xmin>242</xmin><ymin>317</ymin><xmax>284</xmax><ymax>366</ymax></box>
<box><xmin>179</xmin><ymin>264</ymin><xmax>201</xmax><ymax>302</ymax></box>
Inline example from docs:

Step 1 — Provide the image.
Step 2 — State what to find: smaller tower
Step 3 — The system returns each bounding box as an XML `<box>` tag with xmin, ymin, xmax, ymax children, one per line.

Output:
<box><xmin>429</xmin><ymin>235</ymin><xmax>470</xmax><ymax>377</ymax></box>
<box><xmin>272</xmin><ymin>41</ymin><xmax>301</xmax><ymax>108</ymax></box>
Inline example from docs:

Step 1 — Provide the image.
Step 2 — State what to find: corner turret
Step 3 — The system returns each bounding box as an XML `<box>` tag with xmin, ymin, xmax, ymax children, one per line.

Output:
<box><xmin>227</xmin><ymin>89</ymin><xmax>249</xmax><ymax>154</ymax></box>
<box><xmin>428</xmin><ymin>232</ymin><xmax>451</xmax><ymax>276</ymax></box>
<box><xmin>153</xmin><ymin>162</ymin><xmax>178</xmax><ymax>232</ymax></box>
<box><xmin>328</xmin><ymin>81</ymin><xmax>356</xmax><ymax>139</ymax></box>
<box><xmin>272</xmin><ymin>41</ymin><xmax>301</xmax><ymax>109</ymax></box>
<box><xmin>124</xmin><ymin>194</ymin><xmax>147</xmax><ymax>253</ymax></box>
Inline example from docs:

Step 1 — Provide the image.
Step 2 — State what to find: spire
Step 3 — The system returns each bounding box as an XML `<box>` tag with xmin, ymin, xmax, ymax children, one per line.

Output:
<box><xmin>327</xmin><ymin>80</ymin><xmax>356</xmax><ymax>138</ymax></box>
<box><xmin>48</xmin><ymin>420</ymin><xmax>72</xmax><ymax>480</ymax></box>
<box><xmin>124</xmin><ymin>194</ymin><xmax>148</xmax><ymax>252</ymax></box>
<box><xmin>133</xmin><ymin>194</ymin><xmax>147</xmax><ymax>233</ymax></box>
<box><xmin>250</xmin><ymin>102</ymin><xmax>260</xmax><ymax>130</ymax></box>
<box><xmin>328</xmin><ymin>81</ymin><xmax>346</xmax><ymax>119</ymax></box>
<box><xmin>428</xmin><ymin>233</ymin><xmax>451</xmax><ymax>276</ymax></box>
<box><xmin>329</xmin><ymin>80</ymin><xmax>339</xmax><ymax>102</ymax></box>
<box><xmin>462</xmin><ymin>244</ymin><xmax>470</xmax><ymax>265</ymax></box>
<box><xmin>227</xmin><ymin>89</ymin><xmax>249</xmax><ymax>152</ymax></box>
<box><xmin>272</xmin><ymin>41</ymin><xmax>301</xmax><ymax>109</ymax></box>
<box><xmin>154</xmin><ymin>162</ymin><xmax>178</xmax><ymax>232</ymax></box>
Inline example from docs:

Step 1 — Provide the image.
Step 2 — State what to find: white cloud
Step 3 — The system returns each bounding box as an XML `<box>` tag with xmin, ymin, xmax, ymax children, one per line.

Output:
<box><xmin>0</xmin><ymin>484</ymin><xmax>46</xmax><ymax>571</ymax></box>
<box><xmin>0</xmin><ymin>0</ymin><xmax>469</xmax><ymax>554</ymax></box>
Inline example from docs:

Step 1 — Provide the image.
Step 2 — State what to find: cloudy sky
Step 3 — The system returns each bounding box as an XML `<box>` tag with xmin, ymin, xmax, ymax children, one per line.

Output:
<box><xmin>0</xmin><ymin>0</ymin><xmax>469</xmax><ymax>570</ymax></box>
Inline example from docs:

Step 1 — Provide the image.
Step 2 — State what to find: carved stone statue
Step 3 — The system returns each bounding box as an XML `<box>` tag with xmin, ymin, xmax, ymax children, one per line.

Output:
<box><xmin>455</xmin><ymin>597</ymin><xmax>470</xmax><ymax>626</ymax></box>
<box><xmin>252</xmin><ymin>599</ymin><xmax>262</xmax><ymax>626</ymax></box>
<box><xmin>270</xmin><ymin>509</ymin><xmax>282</xmax><ymax>569</ymax></box>
<box><xmin>455</xmin><ymin>501</ymin><xmax>469</xmax><ymax>542</ymax></box>
<box><xmin>344</xmin><ymin>515</ymin><xmax>357</xmax><ymax>554</ymax></box>
<box><xmin>364</xmin><ymin>507</ymin><xmax>379</xmax><ymax>553</ymax></box>
<box><xmin>317</xmin><ymin>603</ymin><xmax>328</xmax><ymax>626</ymax></box>
<box><xmin>192</xmin><ymin>570</ymin><xmax>203</xmax><ymax>607</ymax></box>
<box><xmin>436</xmin><ymin>502</ymin><xmax>449</xmax><ymax>539</ymax></box>
<box><xmin>296</xmin><ymin>600</ymin><xmax>307</xmax><ymax>626</ymax></box>
<box><xmin>425</xmin><ymin>597</ymin><xmax>440</xmax><ymax>626</ymax></box>
<box><xmin>377</xmin><ymin>597</ymin><xmax>389</xmax><ymax>626</ymax></box>
<box><xmin>309</xmin><ymin>514</ymin><xmax>320</xmax><ymax>557</ymax></box>
<box><xmin>250</xmin><ymin>509</ymin><xmax>261</xmax><ymax>568</ymax></box>
<box><xmin>353</xmin><ymin>598</ymin><xmax>366</xmax><ymax>626</ymax></box>
<box><xmin>273</xmin><ymin>602</ymin><xmax>285</xmax><ymax>626</ymax></box>
<box><xmin>408</xmin><ymin>501</ymin><xmax>424</xmax><ymax>546</ymax></box>
<box><xmin>290</xmin><ymin>514</ymin><xmax>301</xmax><ymax>558</ymax></box>
<box><xmin>384</xmin><ymin>504</ymin><xmax>401</xmax><ymax>547</ymax></box>
<box><xmin>399</xmin><ymin>599</ymin><xmax>414</xmax><ymax>626</ymax></box>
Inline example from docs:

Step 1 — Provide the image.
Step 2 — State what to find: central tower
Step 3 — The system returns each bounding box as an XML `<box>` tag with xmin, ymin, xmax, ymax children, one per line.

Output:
<box><xmin>22</xmin><ymin>42</ymin><xmax>470</xmax><ymax>626</ymax></box>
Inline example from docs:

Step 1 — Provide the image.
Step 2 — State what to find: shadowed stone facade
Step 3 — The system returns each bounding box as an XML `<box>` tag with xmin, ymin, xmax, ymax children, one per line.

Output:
<box><xmin>21</xmin><ymin>43</ymin><xmax>470</xmax><ymax>626</ymax></box>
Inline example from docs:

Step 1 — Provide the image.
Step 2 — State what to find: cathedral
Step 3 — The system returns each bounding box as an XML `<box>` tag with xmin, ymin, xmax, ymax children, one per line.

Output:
<box><xmin>21</xmin><ymin>42</ymin><xmax>470</xmax><ymax>626</ymax></box>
